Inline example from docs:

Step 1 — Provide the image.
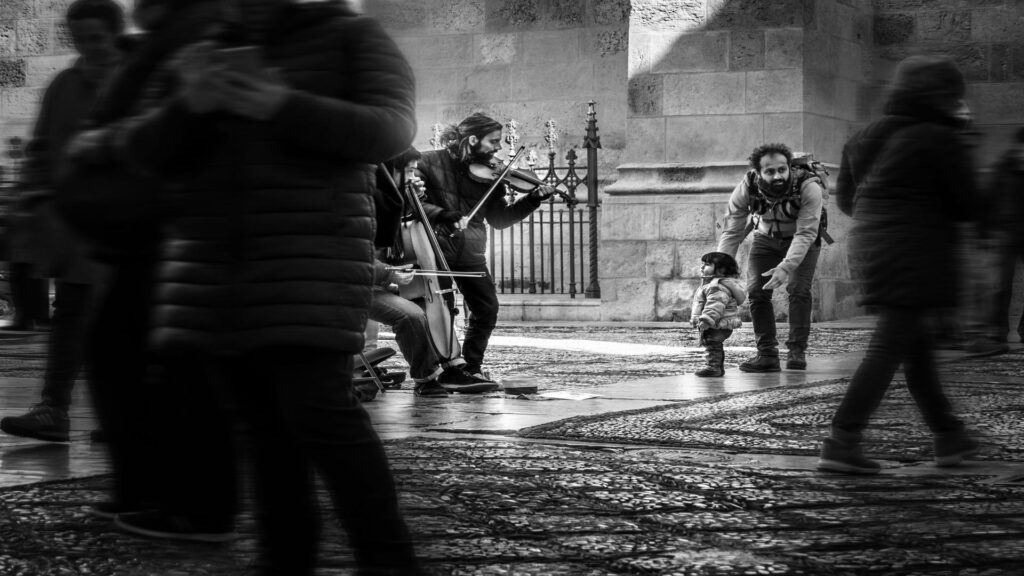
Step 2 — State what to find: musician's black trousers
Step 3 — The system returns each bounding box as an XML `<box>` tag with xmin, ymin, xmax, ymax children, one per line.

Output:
<box><xmin>440</xmin><ymin>262</ymin><xmax>498</xmax><ymax>374</ymax></box>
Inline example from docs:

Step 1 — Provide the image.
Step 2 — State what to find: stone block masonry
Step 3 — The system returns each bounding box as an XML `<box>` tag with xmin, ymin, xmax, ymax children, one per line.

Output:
<box><xmin>370</xmin><ymin>0</ymin><xmax>629</xmax><ymax>183</ymax></box>
<box><xmin>0</xmin><ymin>0</ymin><xmax>138</xmax><ymax>169</ymax></box>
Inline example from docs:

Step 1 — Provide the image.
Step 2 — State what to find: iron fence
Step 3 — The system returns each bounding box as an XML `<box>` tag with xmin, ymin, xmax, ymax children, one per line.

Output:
<box><xmin>488</xmin><ymin>148</ymin><xmax>596</xmax><ymax>298</ymax></box>
<box><xmin>476</xmin><ymin>102</ymin><xmax>603</xmax><ymax>299</ymax></box>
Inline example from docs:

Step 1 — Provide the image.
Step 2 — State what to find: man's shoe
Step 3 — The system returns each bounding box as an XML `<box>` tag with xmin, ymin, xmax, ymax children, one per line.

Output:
<box><xmin>413</xmin><ymin>380</ymin><xmax>449</xmax><ymax>397</ymax></box>
<box><xmin>0</xmin><ymin>404</ymin><xmax>70</xmax><ymax>442</ymax></box>
<box><xmin>738</xmin><ymin>354</ymin><xmax>781</xmax><ymax>373</ymax></box>
<box><xmin>934</xmin><ymin>431</ymin><xmax>980</xmax><ymax>467</ymax></box>
<box><xmin>437</xmin><ymin>368</ymin><xmax>499</xmax><ymax>394</ymax></box>
<box><xmin>352</xmin><ymin>381</ymin><xmax>379</xmax><ymax>402</ymax></box>
<box><xmin>964</xmin><ymin>339</ymin><xmax>1009</xmax><ymax>357</ymax></box>
<box><xmin>816</xmin><ymin>437</ymin><xmax>881</xmax><ymax>474</ymax></box>
<box><xmin>114</xmin><ymin>510</ymin><xmax>238</xmax><ymax>543</ymax></box>
<box><xmin>786</xmin><ymin>350</ymin><xmax>807</xmax><ymax>370</ymax></box>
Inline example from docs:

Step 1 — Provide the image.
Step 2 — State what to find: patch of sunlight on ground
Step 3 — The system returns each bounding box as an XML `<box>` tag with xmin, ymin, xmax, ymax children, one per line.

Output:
<box><xmin>378</xmin><ymin>331</ymin><xmax>758</xmax><ymax>355</ymax></box>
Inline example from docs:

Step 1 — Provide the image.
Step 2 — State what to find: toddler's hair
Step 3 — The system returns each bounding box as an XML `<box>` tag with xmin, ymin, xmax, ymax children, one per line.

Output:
<box><xmin>701</xmin><ymin>251</ymin><xmax>740</xmax><ymax>277</ymax></box>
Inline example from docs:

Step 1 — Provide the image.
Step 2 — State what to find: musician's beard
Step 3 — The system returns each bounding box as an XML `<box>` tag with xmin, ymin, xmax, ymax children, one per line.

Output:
<box><xmin>469</xmin><ymin>146</ymin><xmax>496</xmax><ymax>165</ymax></box>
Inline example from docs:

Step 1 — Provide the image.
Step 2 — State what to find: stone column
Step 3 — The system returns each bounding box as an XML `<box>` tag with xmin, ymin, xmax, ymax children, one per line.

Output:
<box><xmin>600</xmin><ymin>0</ymin><xmax>873</xmax><ymax>321</ymax></box>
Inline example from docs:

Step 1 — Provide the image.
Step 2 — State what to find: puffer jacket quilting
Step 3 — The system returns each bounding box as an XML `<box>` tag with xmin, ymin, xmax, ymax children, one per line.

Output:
<box><xmin>691</xmin><ymin>277</ymin><xmax>746</xmax><ymax>330</ymax></box>
<box><xmin>122</xmin><ymin>4</ymin><xmax>416</xmax><ymax>353</ymax></box>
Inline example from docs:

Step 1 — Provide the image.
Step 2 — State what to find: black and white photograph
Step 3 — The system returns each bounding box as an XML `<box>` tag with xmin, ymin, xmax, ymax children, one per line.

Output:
<box><xmin>0</xmin><ymin>0</ymin><xmax>1022</xmax><ymax>574</ymax></box>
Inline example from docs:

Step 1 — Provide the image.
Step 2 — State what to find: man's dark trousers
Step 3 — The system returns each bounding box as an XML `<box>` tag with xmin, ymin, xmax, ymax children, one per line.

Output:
<box><xmin>440</xmin><ymin>262</ymin><xmax>498</xmax><ymax>374</ymax></box>
<box><xmin>746</xmin><ymin>233</ymin><xmax>820</xmax><ymax>356</ymax></box>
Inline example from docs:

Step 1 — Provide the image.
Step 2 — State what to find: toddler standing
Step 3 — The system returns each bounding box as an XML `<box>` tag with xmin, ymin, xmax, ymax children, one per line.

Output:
<box><xmin>691</xmin><ymin>252</ymin><xmax>746</xmax><ymax>377</ymax></box>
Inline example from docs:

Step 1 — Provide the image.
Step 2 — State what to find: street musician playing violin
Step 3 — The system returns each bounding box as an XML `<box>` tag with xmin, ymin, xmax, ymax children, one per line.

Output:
<box><xmin>370</xmin><ymin>149</ymin><xmax>500</xmax><ymax>396</ymax></box>
<box><xmin>414</xmin><ymin>113</ymin><xmax>556</xmax><ymax>381</ymax></box>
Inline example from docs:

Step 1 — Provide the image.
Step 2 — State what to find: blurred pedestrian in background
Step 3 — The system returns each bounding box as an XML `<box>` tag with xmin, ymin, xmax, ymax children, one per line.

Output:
<box><xmin>818</xmin><ymin>55</ymin><xmax>980</xmax><ymax>474</ymax></box>
<box><xmin>0</xmin><ymin>0</ymin><xmax>123</xmax><ymax>442</ymax></box>
<box><xmin>79</xmin><ymin>0</ymin><xmax>423</xmax><ymax>572</ymax></box>
<box><xmin>966</xmin><ymin>127</ymin><xmax>1024</xmax><ymax>355</ymax></box>
<box><xmin>58</xmin><ymin>0</ymin><xmax>234</xmax><ymax>538</ymax></box>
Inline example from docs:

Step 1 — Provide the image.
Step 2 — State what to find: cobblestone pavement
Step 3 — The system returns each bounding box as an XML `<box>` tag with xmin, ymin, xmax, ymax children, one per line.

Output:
<box><xmin>1</xmin><ymin>324</ymin><xmax>1023</xmax><ymax>575</ymax></box>
<box><xmin>2</xmin><ymin>438</ymin><xmax>1023</xmax><ymax>576</ymax></box>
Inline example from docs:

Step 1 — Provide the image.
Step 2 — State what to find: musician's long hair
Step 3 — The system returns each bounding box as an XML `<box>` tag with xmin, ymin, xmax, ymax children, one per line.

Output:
<box><xmin>441</xmin><ymin>113</ymin><xmax>502</xmax><ymax>164</ymax></box>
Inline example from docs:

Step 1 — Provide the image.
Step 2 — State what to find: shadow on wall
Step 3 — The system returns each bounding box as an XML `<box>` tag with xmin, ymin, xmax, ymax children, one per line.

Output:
<box><xmin>625</xmin><ymin>0</ymin><xmax>879</xmax><ymax>168</ymax></box>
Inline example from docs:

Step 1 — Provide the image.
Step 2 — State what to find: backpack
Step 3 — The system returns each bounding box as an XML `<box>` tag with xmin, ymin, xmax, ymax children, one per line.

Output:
<box><xmin>742</xmin><ymin>154</ymin><xmax>834</xmax><ymax>245</ymax></box>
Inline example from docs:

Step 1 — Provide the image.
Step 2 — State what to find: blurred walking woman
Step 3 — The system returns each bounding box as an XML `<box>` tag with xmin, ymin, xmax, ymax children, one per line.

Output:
<box><xmin>818</xmin><ymin>55</ymin><xmax>980</xmax><ymax>474</ymax></box>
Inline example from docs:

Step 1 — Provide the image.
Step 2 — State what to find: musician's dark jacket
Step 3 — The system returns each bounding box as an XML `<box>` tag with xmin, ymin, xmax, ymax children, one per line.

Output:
<box><xmin>113</xmin><ymin>3</ymin><xmax>416</xmax><ymax>354</ymax></box>
<box><xmin>414</xmin><ymin>149</ymin><xmax>544</xmax><ymax>267</ymax></box>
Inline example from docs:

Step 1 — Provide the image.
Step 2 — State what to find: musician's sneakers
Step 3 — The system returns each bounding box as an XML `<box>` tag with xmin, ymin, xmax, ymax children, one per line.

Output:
<box><xmin>438</xmin><ymin>367</ymin><xmax>499</xmax><ymax>394</ymax></box>
<box><xmin>414</xmin><ymin>380</ymin><xmax>450</xmax><ymax>397</ymax></box>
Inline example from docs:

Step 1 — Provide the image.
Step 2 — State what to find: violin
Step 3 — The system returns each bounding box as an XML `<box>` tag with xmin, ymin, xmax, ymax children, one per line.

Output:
<box><xmin>468</xmin><ymin>159</ymin><xmax>547</xmax><ymax>193</ymax></box>
<box><xmin>456</xmin><ymin>146</ymin><xmax>566</xmax><ymax>228</ymax></box>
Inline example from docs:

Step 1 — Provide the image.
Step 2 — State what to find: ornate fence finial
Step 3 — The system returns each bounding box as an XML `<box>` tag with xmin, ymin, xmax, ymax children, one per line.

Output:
<box><xmin>429</xmin><ymin>123</ymin><xmax>445</xmax><ymax>150</ymax></box>
<box><xmin>544</xmin><ymin>120</ymin><xmax>558</xmax><ymax>155</ymax></box>
<box><xmin>526</xmin><ymin>145</ymin><xmax>539</xmax><ymax>169</ymax></box>
<box><xmin>583</xmin><ymin>101</ymin><xmax>601</xmax><ymax>150</ymax></box>
<box><xmin>505</xmin><ymin>119</ymin><xmax>520</xmax><ymax>163</ymax></box>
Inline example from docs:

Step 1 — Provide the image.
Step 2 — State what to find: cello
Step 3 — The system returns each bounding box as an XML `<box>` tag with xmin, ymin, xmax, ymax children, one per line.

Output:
<box><xmin>378</xmin><ymin>164</ymin><xmax>481</xmax><ymax>370</ymax></box>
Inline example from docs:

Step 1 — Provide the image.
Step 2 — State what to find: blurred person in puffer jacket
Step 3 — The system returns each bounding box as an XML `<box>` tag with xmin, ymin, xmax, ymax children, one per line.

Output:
<box><xmin>84</xmin><ymin>0</ymin><xmax>422</xmax><ymax>573</ymax></box>
<box><xmin>55</xmin><ymin>0</ymin><xmax>242</xmax><ymax>545</ymax></box>
<box><xmin>817</xmin><ymin>55</ymin><xmax>980</xmax><ymax>476</ymax></box>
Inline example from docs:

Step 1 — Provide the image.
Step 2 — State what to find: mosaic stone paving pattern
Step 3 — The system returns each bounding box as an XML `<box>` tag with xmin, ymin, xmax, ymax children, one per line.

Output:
<box><xmin>520</xmin><ymin>377</ymin><xmax>1024</xmax><ymax>462</ymax></box>
<box><xmin>1</xmin><ymin>439</ymin><xmax>1023</xmax><ymax>575</ymax></box>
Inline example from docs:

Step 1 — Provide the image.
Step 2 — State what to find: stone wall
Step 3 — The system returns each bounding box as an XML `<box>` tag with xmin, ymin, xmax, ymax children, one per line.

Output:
<box><xmin>0</xmin><ymin>0</ymin><xmax>101</xmax><ymax>166</ymax></box>
<box><xmin>870</xmin><ymin>0</ymin><xmax>1024</xmax><ymax>169</ymax></box>
<box><xmin>367</xmin><ymin>0</ymin><xmax>630</xmax><ymax>184</ymax></box>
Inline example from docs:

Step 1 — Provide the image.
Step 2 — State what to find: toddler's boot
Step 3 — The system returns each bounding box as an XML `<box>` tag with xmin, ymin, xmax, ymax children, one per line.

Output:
<box><xmin>694</xmin><ymin>343</ymin><xmax>724</xmax><ymax>377</ymax></box>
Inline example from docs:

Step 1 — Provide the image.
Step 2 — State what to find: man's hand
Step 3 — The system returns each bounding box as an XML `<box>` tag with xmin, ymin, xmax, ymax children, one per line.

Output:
<box><xmin>530</xmin><ymin>185</ymin><xmax>556</xmax><ymax>201</ymax></box>
<box><xmin>392</xmin><ymin>271</ymin><xmax>415</xmax><ymax>286</ymax></box>
<box><xmin>64</xmin><ymin>129</ymin><xmax>108</xmax><ymax>163</ymax></box>
<box><xmin>455</xmin><ymin>216</ymin><xmax>470</xmax><ymax>230</ymax></box>
<box><xmin>407</xmin><ymin>174</ymin><xmax>426</xmax><ymax>198</ymax></box>
<box><xmin>218</xmin><ymin>67</ymin><xmax>291</xmax><ymax>121</ymax></box>
<box><xmin>698</xmin><ymin>318</ymin><xmax>712</xmax><ymax>331</ymax></box>
<box><xmin>761</xmin><ymin>267</ymin><xmax>790</xmax><ymax>290</ymax></box>
<box><xmin>175</xmin><ymin>42</ymin><xmax>291</xmax><ymax>120</ymax></box>
<box><xmin>176</xmin><ymin>41</ymin><xmax>226</xmax><ymax>115</ymax></box>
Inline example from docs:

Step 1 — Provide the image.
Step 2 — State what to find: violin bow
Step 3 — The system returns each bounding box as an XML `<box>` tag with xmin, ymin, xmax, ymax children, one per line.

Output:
<box><xmin>385</xmin><ymin>266</ymin><xmax>486</xmax><ymax>278</ymax></box>
<box><xmin>464</xmin><ymin>145</ymin><xmax>528</xmax><ymax>223</ymax></box>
